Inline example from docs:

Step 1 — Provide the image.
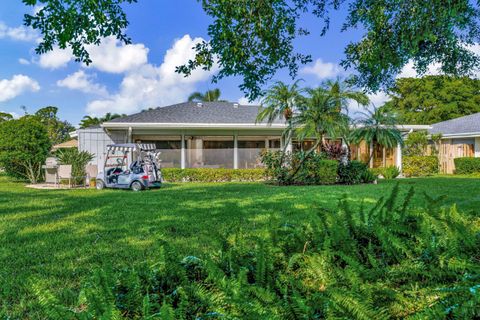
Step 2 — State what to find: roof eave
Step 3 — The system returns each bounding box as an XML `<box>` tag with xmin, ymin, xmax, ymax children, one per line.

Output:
<box><xmin>102</xmin><ymin>122</ymin><xmax>287</xmax><ymax>130</ymax></box>
<box><xmin>436</xmin><ymin>132</ymin><xmax>480</xmax><ymax>138</ymax></box>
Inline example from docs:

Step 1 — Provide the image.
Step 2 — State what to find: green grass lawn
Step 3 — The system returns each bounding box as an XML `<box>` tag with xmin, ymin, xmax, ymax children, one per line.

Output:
<box><xmin>0</xmin><ymin>175</ymin><xmax>479</xmax><ymax>317</ymax></box>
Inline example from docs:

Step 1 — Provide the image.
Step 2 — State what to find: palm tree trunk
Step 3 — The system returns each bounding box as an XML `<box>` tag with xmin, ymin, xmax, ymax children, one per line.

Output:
<box><xmin>287</xmin><ymin>138</ymin><xmax>322</xmax><ymax>181</ymax></box>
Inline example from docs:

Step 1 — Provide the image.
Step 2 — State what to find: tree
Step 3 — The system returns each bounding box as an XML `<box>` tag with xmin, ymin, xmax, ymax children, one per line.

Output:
<box><xmin>79</xmin><ymin>113</ymin><xmax>125</xmax><ymax>129</ymax></box>
<box><xmin>34</xmin><ymin>106</ymin><xmax>75</xmax><ymax>145</ymax></box>
<box><xmin>0</xmin><ymin>112</ymin><xmax>13</xmax><ymax>123</ymax></box>
<box><xmin>256</xmin><ymin>80</ymin><xmax>304</xmax><ymax>160</ymax></box>
<box><xmin>0</xmin><ymin>117</ymin><xmax>51</xmax><ymax>183</ymax></box>
<box><xmin>257</xmin><ymin>80</ymin><xmax>304</xmax><ymax>124</ymax></box>
<box><xmin>288</xmin><ymin>85</ymin><xmax>354</xmax><ymax>178</ymax></box>
<box><xmin>188</xmin><ymin>89</ymin><xmax>223</xmax><ymax>102</ymax></box>
<box><xmin>381</xmin><ymin>76</ymin><xmax>480</xmax><ymax>124</ymax></box>
<box><xmin>22</xmin><ymin>1</ymin><xmax>480</xmax><ymax>99</ymax></box>
<box><xmin>351</xmin><ymin>107</ymin><xmax>403</xmax><ymax>163</ymax></box>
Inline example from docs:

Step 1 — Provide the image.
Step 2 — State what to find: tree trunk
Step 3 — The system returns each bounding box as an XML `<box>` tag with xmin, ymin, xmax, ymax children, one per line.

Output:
<box><xmin>287</xmin><ymin>138</ymin><xmax>322</xmax><ymax>181</ymax></box>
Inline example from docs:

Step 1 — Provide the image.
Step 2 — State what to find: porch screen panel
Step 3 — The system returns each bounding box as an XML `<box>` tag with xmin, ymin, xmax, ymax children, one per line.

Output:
<box><xmin>186</xmin><ymin>136</ymin><xmax>234</xmax><ymax>168</ymax></box>
<box><xmin>138</xmin><ymin>138</ymin><xmax>182</xmax><ymax>168</ymax></box>
<box><xmin>238</xmin><ymin>140</ymin><xmax>266</xmax><ymax>169</ymax></box>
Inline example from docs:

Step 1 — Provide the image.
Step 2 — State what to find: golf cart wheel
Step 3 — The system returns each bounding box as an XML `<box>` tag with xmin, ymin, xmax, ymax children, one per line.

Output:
<box><xmin>96</xmin><ymin>180</ymin><xmax>105</xmax><ymax>190</ymax></box>
<box><xmin>131</xmin><ymin>181</ymin><xmax>143</xmax><ymax>192</ymax></box>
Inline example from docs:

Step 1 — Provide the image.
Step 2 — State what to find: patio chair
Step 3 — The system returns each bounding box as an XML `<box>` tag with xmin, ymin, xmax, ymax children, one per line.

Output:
<box><xmin>57</xmin><ymin>165</ymin><xmax>73</xmax><ymax>188</ymax></box>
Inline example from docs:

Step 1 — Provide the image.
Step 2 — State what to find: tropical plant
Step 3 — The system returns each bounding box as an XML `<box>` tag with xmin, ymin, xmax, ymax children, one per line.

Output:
<box><xmin>79</xmin><ymin>113</ymin><xmax>125</xmax><ymax>128</ymax></box>
<box><xmin>257</xmin><ymin>80</ymin><xmax>304</xmax><ymax>124</ymax></box>
<box><xmin>257</xmin><ymin>80</ymin><xmax>305</xmax><ymax>166</ymax></box>
<box><xmin>324</xmin><ymin>78</ymin><xmax>370</xmax><ymax>113</ymax></box>
<box><xmin>288</xmin><ymin>81</ymin><xmax>368</xmax><ymax>178</ymax></box>
<box><xmin>0</xmin><ymin>117</ymin><xmax>51</xmax><ymax>183</ymax></box>
<box><xmin>33</xmin><ymin>185</ymin><xmax>480</xmax><ymax>319</ymax></box>
<box><xmin>187</xmin><ymin>88</ymin><xmax>224</xmax><ymax>102</ymax></box>
<box><xmin>351</xmin><ymin>106</ymin><xmax>403</xmax><ymax>164</ymax></box>
<box><xmin>55</xmin><ymin>148</ymin><xmax>94</xmax><ymax>184</ymax></box>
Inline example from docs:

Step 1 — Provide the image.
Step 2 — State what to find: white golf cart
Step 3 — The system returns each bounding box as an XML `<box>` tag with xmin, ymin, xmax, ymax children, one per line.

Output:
<box><xmin>96</xmin><ymin>143</ymin><xmax>162</xmax><ymax>191</ymax></box>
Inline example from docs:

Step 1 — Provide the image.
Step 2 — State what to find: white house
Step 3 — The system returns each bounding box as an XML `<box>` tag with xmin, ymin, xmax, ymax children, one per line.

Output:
<box><xmin>77</xmin><ymin>101</ymin><xmax>431</xmax><ymax>172</ymax></box>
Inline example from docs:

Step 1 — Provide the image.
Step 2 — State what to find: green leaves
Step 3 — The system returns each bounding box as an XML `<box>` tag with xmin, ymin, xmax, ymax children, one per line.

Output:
<box><xmin>381</xmin><ymin>76</ymin><xmax>480</xmax><ymax>124</ymax></box>
<box><xmin>23</xmin><ymin>0</ymin><xmax>137</xmax><ymax>65</ymax></box>
<box><xmin>31</xmin><ymin>184</ymin><xmax>480</xmax><ymax>319</ymax></box>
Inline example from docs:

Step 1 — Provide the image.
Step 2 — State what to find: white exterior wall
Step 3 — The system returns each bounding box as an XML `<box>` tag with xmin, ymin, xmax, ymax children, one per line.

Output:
<box><xmin>475</xmin><ymin>137</ymin><xmax>480</xmax><ymax>158</ymax></box>
<box><xmin>78</xmin><ymin>127</ymin><xmax>127</xmax><ymax>171</ymax></box>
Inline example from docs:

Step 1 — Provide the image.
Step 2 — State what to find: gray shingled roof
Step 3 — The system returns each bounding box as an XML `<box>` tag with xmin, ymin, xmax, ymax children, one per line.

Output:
<box><xmin>106</xmin><ymin>101</ymin><xmax>284</xmax><ymax>124</ymax></box>
<box><xmin>429</xmin><ymin>112</ymin><xmax>480</xmax><ymax>135</ymax></box>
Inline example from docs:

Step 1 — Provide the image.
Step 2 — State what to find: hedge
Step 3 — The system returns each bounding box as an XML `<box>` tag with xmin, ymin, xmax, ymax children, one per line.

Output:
<box><xmin>337</xmin><ymin>160</ymin><xmax>369</xmax><ymax>184</ymax></box>
<box><xmin>315</xmin><ymin>160</ymin><xmax>338</xmax><ymax>185</ymax></box>
<box><xmin>454</xmin><ymin>157</ymin><xmax>480</xmax><ymax>174</ymax></box>
<box><xmin>403</xmin><ymin>156</ymin><xmax>439</xmax><ymax>177</ymax></box>
<box><xmin>161</xmin><ymin>168</ymin><xmax>266</xmax><ymax>182</ymax></box>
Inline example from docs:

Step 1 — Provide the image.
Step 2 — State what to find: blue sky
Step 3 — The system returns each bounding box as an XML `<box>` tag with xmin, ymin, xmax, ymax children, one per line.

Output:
<box><xmin>0</xmin><ymin>1</ymin><xmax>410</xmax><ymax>125</ymax></box>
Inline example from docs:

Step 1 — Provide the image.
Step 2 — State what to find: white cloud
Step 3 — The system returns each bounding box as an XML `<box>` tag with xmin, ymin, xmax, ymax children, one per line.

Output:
<box><xmin>0</xmin><ymin>75</ymin><xmax>40</xmax><ymax>102</ymax></box>
<box><xmin>0</xmin><ymin>21</ymin><xmax>38</xmax><ymax>42</ymax></box>
<box><xmin>57</xmin><ymin>70</ymin><xmax>108</xmax><ymax>96</ymax></box>
<box><xmin>38</xmin><ymin>46</ymin><xmax>73</xmax><ymax>69</ymax></box>
<box><xmin>86</xmin><ymin>34</ymin><xmax>217</xmax><ymax>115</ymax></box>
<box><xmin>85</xmin><ymin>36</ymin><xmax>149</xmax><ymax>74</ymax></box>
<box><xmin>238</xmin><ymin>97</ymin><xmax>261</xmax><ymax>105</ymax></box>
<box><xmin>36</xmin><ymin>36</ymin><xmax>148</xmax><ymax>73</ymax></box>
<box><xmin>18</xmin><ymin>58</ymin><xmax>30</xmax><ymax>65</ymax></box>
<box><xmin>301</xmin><ymin>58</ymin><xmax>345</xmax><ymax>80</ymax></box>
<box><xmin>397</xmin><ymin>61</ymin><xmax>442</xmax><ymax>79</ymax></box>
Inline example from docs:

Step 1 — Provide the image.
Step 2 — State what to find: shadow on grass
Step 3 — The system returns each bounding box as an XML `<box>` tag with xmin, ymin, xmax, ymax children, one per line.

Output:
<box><xmin>0</xmin><ymin>176</ymin><xmax>479</xmax><ymax>316</ymax></box>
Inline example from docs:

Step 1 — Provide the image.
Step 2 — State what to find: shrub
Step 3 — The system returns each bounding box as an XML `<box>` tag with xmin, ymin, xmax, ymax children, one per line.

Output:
<box><xmin>315</xmin><ymin>159</ymin><xmax>338</xmax><ymax>184</ymax></box>
<box><xmin>403</xmin><ymin>156</ymin><xmax>439</xmax><ymax>177</ymax></box>
<box><xmin>372</xmin><ymin>166</ymin><xmax>400</xmax><ymax>179</ymax></box>
<box><xmin>361</xmin><ymin>169</ymin><xmax>377</xmax><ymax>183</ymax></box>
<box><xmin>161</xmin><ymin>168</ymin><xmax>265</xmax><ymax>182</ymax></box>
<box><xmin>0</xmin><ymin>117</ymin><xmax>51</xmax><ymax>183</ymax></box>
<box><xmin>337</xmin><ymin>160</ymin><xmax>369</xmax><ymax>184</ymax></box>
<box><xmin>55</xmin><ymin>148</ymin><xmax>94</xmax><ymax>184</ymax></box>
<box><xmin>35</xmin><ymin>186</ymin><xmax>480</xmax><ymax>319</ymax></box>
<box><xmin>454</xmin><ymin>157</ymin><xmax>480</xmax><ymax>174</ymax></box>
<box><xmin>261</xmin><ymin>150</ymin><xmax>338</xmax><ymax>185</ymax></box>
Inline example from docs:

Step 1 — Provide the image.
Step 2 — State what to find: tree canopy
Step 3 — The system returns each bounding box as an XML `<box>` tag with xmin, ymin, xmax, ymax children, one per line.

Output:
<box><xmin>381</xmin><ymin>76</ymin><xmax>480</xmax><ymax>124</ymax></box>
<box><xmin>34</xmin><ymin>106</ymin><xmax>75</xmax><ymax>145</ymax></box>
<box><xmin>0</xmin><ymin>112</ymin><xmax>14</xmax><ymax>123</ymax></box>
<box><xmin>0</xmin><ymin>117</ymin><xmax>51</xmax><ymax>183</ymax></box>
<box><xmin>22</xmin><ymin>0</ymin><xmax>480</xmax><ymax>99</ymax></box>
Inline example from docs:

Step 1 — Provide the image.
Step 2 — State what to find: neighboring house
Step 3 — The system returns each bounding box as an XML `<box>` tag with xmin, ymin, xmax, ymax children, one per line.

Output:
<box><xmin>430</xmin><ymin>113</ymin><xmax>480</xmax><ymax>173</ymax></box>
<box><xmin>77</xmin><ymin>101</ymin><xmax>429</xmax><ymax>172</ymax></box>
<box><xmin>51</xmin><ymin>139</ymin><xmax>78</xmax><ymax>151</ymax></box>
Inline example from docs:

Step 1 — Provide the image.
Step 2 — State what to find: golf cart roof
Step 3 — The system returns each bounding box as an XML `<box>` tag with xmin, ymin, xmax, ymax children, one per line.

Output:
<box><xmin>107</xmin><ymin>143</ymin><xmax>156</xmax><ymax>151</ymax></box>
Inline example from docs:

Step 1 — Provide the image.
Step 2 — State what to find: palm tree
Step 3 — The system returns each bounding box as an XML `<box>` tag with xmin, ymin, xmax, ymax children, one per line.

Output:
<box><xmin>79</xmin><ymin>113</ymin><xmax>125</xmax><ymax>128</ymax></box>
<box><xmin>288</xmin><ymin>87</ymin><xmax>350</xmax><ymax>178</ymax></box>
<box><xmin>256</xmin><ymin>80</ymin><xmax>304</xmax><ymax>124</ymax></box>
<box><xmin>351</xmin><ymin>106</ymin><xmax>403</xmax><ymax>164</ymax></box>
<box><xmin>323</xmin><ymin>79</ymin><xmax>370</xmax><ymax>113</ymax></box>
<box><xmin>188</xmin><ymin>88</ymin><xmax>223</xmax><ymax>102</ymax></box>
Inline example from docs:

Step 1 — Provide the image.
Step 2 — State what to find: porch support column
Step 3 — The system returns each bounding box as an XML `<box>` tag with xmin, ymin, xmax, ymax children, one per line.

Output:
<box><xmin>475</xmin><ymin>137</ymin><xmax>480</xmax><ymax>158</ymax></box>
<box><xmin>181</xmin><ymin>133</ymin><xmax>186</xmax><ymax>169</ymax></box>
<box><xmin>233</xmin><ymin>133</ymin><xmax>238</xmax><ymax>169</ymax></box>
<box><xmin>127</xmin><ymin>127</ymin><xmax>132</xmax><ymax>143</ymax></box>
<box><xmin>396</xmin><ymin>142</ymin><xmax>402</xmax><ymax>173</ymax></box>
<box><xmin>265</xmin><ymin>138</ymin><xmax>269</xmax><ymax>150</ymax></box>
